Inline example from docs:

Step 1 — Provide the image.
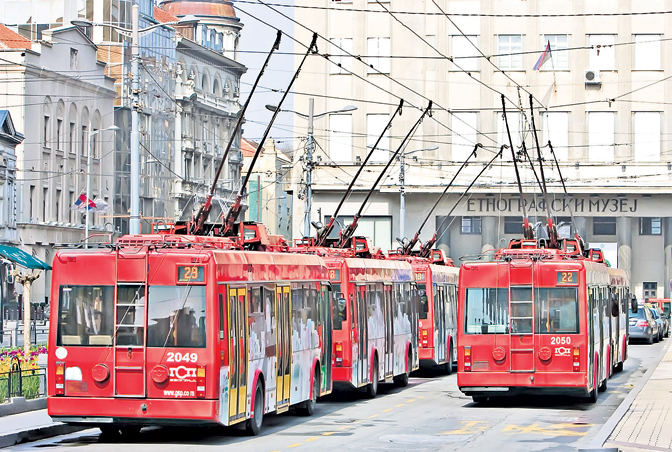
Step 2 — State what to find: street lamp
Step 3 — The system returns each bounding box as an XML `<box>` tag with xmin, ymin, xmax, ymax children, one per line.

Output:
<box><xmin>265</xmin><ymin>99</ymin><xmax>357</xmax><ymax>237</ymax></box>
<box><xmin>73</xmin><ymin>8</ymin><xmax>178</xmax><ymax>235</ymax></box>
<box><xmin>85</xmin><ymin>125</ymin><xmax>119</xmax><ymax>248</ymax></box>
<box><xmin>398</xmin><ymin>145</ymin><xmax>438</xmax><ymax>239</ymax></box>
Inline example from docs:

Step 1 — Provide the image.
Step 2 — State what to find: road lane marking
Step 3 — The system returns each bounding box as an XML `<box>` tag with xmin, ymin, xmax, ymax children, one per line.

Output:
<box><xmin>382</xmin><ymin>408</ymin><xmax>393</xmax><ymax>413</ymax></box>
<box><xmin>287</xmin><ymin>443</ymin><xmax>303</xmax><ymax>448</ymax></box>
<box><xmin>323</xmin><ymin>432</ymin><xmax>336</xmax><ymax>436</ymax></box>
<box><xmin>369</xmin><ymin>414</ymin><xmax>379</xmax><ymax>418</ymax></box>
<box><xmin>440</xmin><ymin>421</ymin><xmax>490</xmax><ymax>435</ymax></box>
<box><xmin>406</xmin><ymin>399</ymin><xmax>416</xmax><ymax>403</ymax></box>
<box><xmin>395</xmin><ymin>404</ymin><xmax>405</xmax><ymax>407</ymax></box>
<box><xmin>338</xmin><ymin>426</ymin><xmax>348</xmax><ymax>430</ymax></box>
<box><xmin>502</xmin><ymin>423</ymin><xmax>594</xmax><ymax>437</ymax></box>
<box><xmin>305</xmin><ymin>438</ymin><xmax>318</xmax><ymax>442</ymax></box>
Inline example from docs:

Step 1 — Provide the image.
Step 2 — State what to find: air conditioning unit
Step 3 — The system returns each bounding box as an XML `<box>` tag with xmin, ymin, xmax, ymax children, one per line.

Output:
<box><xmin>585</xmin><ymin>69</ymin><xmax>601</xmax><ymax>86</ymax></box>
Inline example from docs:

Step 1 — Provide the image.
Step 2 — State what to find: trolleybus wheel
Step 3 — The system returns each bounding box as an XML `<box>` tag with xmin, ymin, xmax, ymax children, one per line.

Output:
<box><xmin>394</xmin><ymin>350</ymin><xmax>411</xmax><ymax>387</ymax></box>
<box><xmin>445</xmin><ymin>345</ymin><xmax>454</xmax><ymax>376</ymax></box>
<box><xmin>366</xmin><ymin>356</ymin><xmax>379</xmax><ymax>398</ymax></box>
<box><xmin>119</xmin><ymin>426</ymin><xmax>141</xmax><ymax>437</ymax></box>
<box><xmin>99</xmin><ymin>425</ymin><xmax>121</xmax><ymax>437</ymax></box>
<box><xmin>614</xmin><ymin>361</ymin><xmax>624</xmax><ymax>373</ymax></box>
<box><xmin>298</xmin><ymin>369</ymin><xmax>319</xmax><ymax>416</ymax></box>
<box><xmin>598</xmin><ymin>374</ymin><xmax>607</xmax><ymax>392</ymax></box>
<box><xmin>472</xmin><ymin>396</ymin><xmax>488</xmax><ymax>404</ymax></box>
<box><xmin>246</xmin><ymin>382</ymin><xmax>264</xmax><ymax>436</ymax></box>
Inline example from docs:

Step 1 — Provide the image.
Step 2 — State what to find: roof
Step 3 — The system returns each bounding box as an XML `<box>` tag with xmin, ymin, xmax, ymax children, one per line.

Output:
<box><xmin>160</xmin><ymin>0</ymin><xmax>238</xmax><ymax>19</ymax></box>
<box><xmin>241</xmin><ymin>138</ymin><xmax>264</xmax><ymax>157</ymax></box>
<box><xmin>0</xmin><ymin>24</ymin><xmax>31</xmax><ymax>50</ymax></box>
<box><xmin>0</xmin><ymin>245</ymin><xmax>51</xmax><ymax>270</ymax></box>
<box><xmin>0</xmin><ymin>110</ymin><xmax>24</xmax><ymax>145</ymax></box>
<box><xmin>154</xmin><ymin>6</ymin><xmax>180</xmax><ymax>23</ymax></box>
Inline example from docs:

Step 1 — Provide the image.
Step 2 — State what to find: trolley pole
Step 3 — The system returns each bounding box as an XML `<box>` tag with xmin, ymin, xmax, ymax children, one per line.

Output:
<box><xmin>399</xmin><ymin>152</ymin><xmax>405</xmax><ymax>239</ymax></box>
<box><xmin>129</xmin><ymin>3</ymin><xmax>141</xmax><ymax>235</ymax></box>
<box><xmin>304</xmin><ymin>98</ymin><xmax>315</xmax><ymax>238</ymax></box>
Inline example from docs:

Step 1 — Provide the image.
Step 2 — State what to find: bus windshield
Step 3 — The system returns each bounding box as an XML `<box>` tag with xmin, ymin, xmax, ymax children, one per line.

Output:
<box><xmin>465</xmin><ymin>288</ymin><xmax>509</xmax><ymax>334</ymax></box>
<box><xmin>664</xmin><ymin>302</ymin><xmax>671</xmax><ymax>317</ymax></box>
<box><xmin>535</xmin><ymin>287</ymin><xmax>579</xmax><ymax>334</ymax></box>
<box><xmin>147</xmin><ymin>285</ymin><xmax>207</xmax><ymax>348</ymax></box>
<box><xmin>57</xmin><ymin>285</ymin><xmax>114</xmax><ymax>346</ymax></box>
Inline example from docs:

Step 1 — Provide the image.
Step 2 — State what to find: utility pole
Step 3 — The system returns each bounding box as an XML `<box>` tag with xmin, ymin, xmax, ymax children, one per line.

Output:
<box><xmin>129</xmin><ymin>3</ymin><xmax>140</xmax><ymax>235</ymax></box>
<box><xmin>304</xmin><ymin>97</ymin><xmax>314</xmax><ymax>238</ymax></box>
<box><xmin>399</xmin><ymin>152</ymin><xmax>406</xmax><ymax>239</ymax></box>
<box><xmin>85</xmin><ymin>121</ymin><xmax>92</xmax><ymax>248</ymax></box>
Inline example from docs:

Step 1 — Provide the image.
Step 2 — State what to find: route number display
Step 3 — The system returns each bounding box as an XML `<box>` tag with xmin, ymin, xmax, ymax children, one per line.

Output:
<box><xmin>556</xmin><ymin>271</ymin><xmax>577</xmax><ymax>285</ymax></box>
<box><xmin>177</xmin><ymin>265</ymin><xmax>205</xmax><ymax>283</ymax></box>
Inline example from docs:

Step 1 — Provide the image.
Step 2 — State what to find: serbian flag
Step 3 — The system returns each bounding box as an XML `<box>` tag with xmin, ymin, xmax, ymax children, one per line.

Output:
<box><xmin>73</xmin><ymin>193</ymin><xmax>96</xmax><ymax>212</ymax></box>
<box><xmin>533</xmin><ymin>41</ymin><xmax>552</xmax><ymax>70</ymax></box>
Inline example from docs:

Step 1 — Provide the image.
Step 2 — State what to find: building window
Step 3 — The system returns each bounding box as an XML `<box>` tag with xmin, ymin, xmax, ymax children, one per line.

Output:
<box><xmin>451</xmin><ymin>35</ymin><xmax>479</xmax><ymax>71</ymax></box>
<box><xmin>497</xmin><ymin>35</ymin><xmax>523</xmax><ymax>70</ymax></box>
<box><xmin>461</xmin><ymin>217</ymin><xmax>482</xmax><ymax>234</ymax></box>
<box><xmin>643</xmin><ymin>282</ymin><xmax>657</xmax><ymax>300</ymax></box>
<box><xmin>325</xmin><ymin>215</ymin><xmax>392</xmax><ymax>251</ymax></box>
<box><xmin>43</xmin><ymin>115</ymin><xmax>50</xmax><ymax>148</ymax></box>
<box><xmin>70</xmin><ymin>48</ymin><xmax>78</xmax><ymax>70</ymax></box>
<box><xmin>42</xmin><ymin>187</ymin><xmax>48</xmax><ymax>222</ymax></box>
<box><xmin>497</xmin><ymin>112</ymin><xmax>522</xmax><ymax>150</ymax></box>
<box><xmin>505</xmin><ymin>216</ymin><xmax>523</xmax><ymax>234</ymax></box>
<box><xmin>366</xmin><ymin>114</ymin><xmax>390</xmax><ymax>162</ymax></box>
<box><xmin>593</xmin><ymin>217</ymin><xmax>616</xmax><ymax>235</ymax></box>
<box><xmin>329</xmin><ymin>38</ymin><xmax>353</xmax><ymax>74</ymax></box>
<box><xmin>588</xmin><ymin>34</ymin><xmax>616</xmax><ymax>71</ymax></box>
<box><xmin>367</xmin><ymin>37</ymin><xmax>391</xmax><ymax>74</ymax></box>
<box><xmin>634</xmin><ymin>35</ymin><xmax>661</xmax><ymax>70</ymax></box>
<box><xmin>329</xmin><ymin>114</ymin><xmax>352</xmax><ymax>162</ymax></box>
<box><xmin>69</xmin><ymin>122</ymin><xmax>76</xmax><ymax>154</ymax></box>
<box><xmin>56</xmin><ymin>189</ymin><xmax>61</xmax><ymax>222</ymax></box>
<box><xmin>542</xmin><ymin>112</ymin><xmax>569</xmax><ymax>161</ymax></box>
<box><xmin>640</xmin><ymin>217</ymin><xmax>662</xmax><ymax>235</ymax></box>
<box><xmin>56</xmin><ymin>119</ymin><xmax>63</xmax><ymax>151</ymax></box>
<box><xmin>588</xmin><ymin>112</ymin><xmax>614</xmax><ymax>162</ymax></box>
<box><xmin>633</xmin><ymin>112</ymin><xmax>661</xmax><ymax>162</ymax></box>
<box><xmin>69</xmin><ymin>191</ymin><xmax>74</xmax><ymax>223</ymax></box>
<box><xmin>452</xmin><ymin>112</ymin><xmax>478</xmax><ymax>162</ymax></box>
<box><xmin>540</xmin><ymin>35</ymin><xmax>568</xmax><ymax>70</ymax></box>
<box><xmin>81</xmin><ymin>125</ymin><xmax>88</xmax><ymax>156</ymax></box>
<box><xmin>29</xmin><ymin>185</ymin><xmax>34</xmax><ymax>221</ymax></box>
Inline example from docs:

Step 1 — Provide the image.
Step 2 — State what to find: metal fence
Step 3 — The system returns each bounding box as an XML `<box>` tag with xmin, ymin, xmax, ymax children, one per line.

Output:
<box><xmin>0</xmin><ymin>357</ymin><xmax>46</xmax><ymax>403</ymax></box>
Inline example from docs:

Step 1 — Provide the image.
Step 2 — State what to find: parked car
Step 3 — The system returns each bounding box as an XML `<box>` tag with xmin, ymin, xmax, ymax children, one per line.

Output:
<box><xmin>647</xmin><ymin>304</ymin><xmax>667</xmax><ymax>341</ymax></box>
<box><xmin>629</xmin><ymin>305</ymin><xmax>659</xmax><ymax>344</ymax></box>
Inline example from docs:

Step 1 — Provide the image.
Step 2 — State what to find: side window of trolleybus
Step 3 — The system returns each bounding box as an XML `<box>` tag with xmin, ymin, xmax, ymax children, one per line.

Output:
<box><xmin>147</xmin><ymin>285</ymin><xmax>207</xmax><ymax>348</ymax></box>
<box><xmin>464</xmin><ymin>288</ymin><xmax>509</xmax><ymax>334</ymax></box>
<box><xmin>418</xmin><ymin>284</ymin><xmax>428</xmax><ymax>319</ymax></box>
<box><xmin>331</xmin><ymin>284</ymin><xmax>345</xmax><ymax>330</ymax></box>
<box><xmin>57</xmin><ymin>285</ymin><xmax>114</xmax><ymax>346</ymax></box>
<box><xmin>535</xmin><ymin>287</ymin><xmax>579</xmax><ymax>334</ymax></box>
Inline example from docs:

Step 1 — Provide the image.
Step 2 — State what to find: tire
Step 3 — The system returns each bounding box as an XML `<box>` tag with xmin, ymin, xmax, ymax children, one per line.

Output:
<box><xmin>366</xmin><ymin>356</ymin><xmax>379</xmax><ymax>398</ymax></box>
<box><xmin>654</xmin><ymin>333</ymin><xmax>660</xmax><ymax>343</ymax></box>
<box><xmin>598</xmin><ymin>374</ymin><xmax>607</xmax><ymax>392</ymax></box>
<box><xmin>445</xmin><ymin>345</ymin><xmax>454</xmax><ymax>376</ymax></box>
<box><xmin>394</xmin><ymin>351</ymin><xmax>411</xmax><ymax>387</ymax></box>
<box><xmin>615</xmin><ymin>361</ymin><xmax>624</xmax><ymax>373</ymax></box>
<box><xmin>298</xmin><ymin>370</ymin><xmax>319</xmax><ymax>416</ymax></box>
<box><xmin>587</xmin><ymin>366</ymin><xmax>599</xmax><ymax>403</ymax></box>
<box><xmin>245</xmin><ymin>382</ymin><xmax>264</xmax><ymax>436</ymax></box>
<box><xmin>472</xmin><ymin>396</ymin><xmax>488</xmax><ymax>404</ymax></box>
<box><xmin>119</xmin><ymin>426</ymin><xmax>141</xmax><ymax>437</ymax></box>
<box><xmin>99</xmin><ymin>425</ymin><xmax>121</xmax><ymax>437</ymax></box>
<box><xmin>648</xmin><ymin>334</ymin><xmax>654</xmax><ymax>345</ymax></box>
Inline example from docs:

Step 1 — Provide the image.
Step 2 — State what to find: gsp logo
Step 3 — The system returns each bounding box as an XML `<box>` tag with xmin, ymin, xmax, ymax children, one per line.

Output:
<box><xmin>169</xmin><ymin>366</ymin><xmax>197</xmax><ymax>380</ymax></box>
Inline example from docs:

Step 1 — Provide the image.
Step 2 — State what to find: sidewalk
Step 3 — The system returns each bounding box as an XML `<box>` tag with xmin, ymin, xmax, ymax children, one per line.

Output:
<box><xmin>0</xmin><ymin>409</ymin><xmax>84</xmax><ymax>448</ymax></box>
<box><xmin>604</xmin><ymin>343</ymin><xmax>672</xmax><ymax>451</ymax></box>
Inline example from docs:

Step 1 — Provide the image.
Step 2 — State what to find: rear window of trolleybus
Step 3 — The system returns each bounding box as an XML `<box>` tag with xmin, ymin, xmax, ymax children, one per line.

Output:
<box><xmin>57</xmin><ymin>285</ymin><xmax>206</xmax><ymax>347</ymax></box>
<box><xmin>464</xmin><ymin>287</ymin><xmax>579</xmax><ymax>334</ymax></box>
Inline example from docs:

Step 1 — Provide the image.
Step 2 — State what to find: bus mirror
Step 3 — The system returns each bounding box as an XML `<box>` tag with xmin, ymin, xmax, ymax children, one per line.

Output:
<box><xmin>630</xmin><ymin>295</ymin><xmax>638</xmax><ymax>314</ymax></box>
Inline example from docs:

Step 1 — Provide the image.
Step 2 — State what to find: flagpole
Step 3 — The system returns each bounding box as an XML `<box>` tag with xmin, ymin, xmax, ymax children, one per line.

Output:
<box><xmin>85</xmin><ymin>121</ymin><xmax>92</xmax><ymax>249</ymax></box>
<box><xmin>549</xmin><ymin>40</ymin><xmax>557</xmax><ymax>93</ymax></box>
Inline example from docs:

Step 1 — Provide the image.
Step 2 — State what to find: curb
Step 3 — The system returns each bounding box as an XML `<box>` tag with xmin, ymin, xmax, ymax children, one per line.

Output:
<box><xmin>587</xmin><ymin>340</ymin><xmax>672</xmax><ymax>449</ymax></box>
<box><xmin>0</xmin><ymin>424</ymin><xmax>87</xmax><ymax>449</ymax></box>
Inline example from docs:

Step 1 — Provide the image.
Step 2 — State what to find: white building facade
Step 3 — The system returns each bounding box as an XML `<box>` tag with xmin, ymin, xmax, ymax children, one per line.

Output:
<box><xmin>293</xmin><ymin>0</ymin><xmax>672</xmax><ymax>299</ymax></box>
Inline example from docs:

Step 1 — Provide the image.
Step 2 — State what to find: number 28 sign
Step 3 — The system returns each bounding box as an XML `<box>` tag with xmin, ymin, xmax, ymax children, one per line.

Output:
<box><xmin>177</xmin><ymin>265</ymin><xmax>205</xmax><ymax>283</ymax></box>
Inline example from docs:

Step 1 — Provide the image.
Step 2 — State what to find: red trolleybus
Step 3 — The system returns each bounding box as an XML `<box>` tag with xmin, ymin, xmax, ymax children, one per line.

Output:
<box><xmin>389</xmin><ymin>250</ymin><xmax>459</xmax><ymax>373</ymax></box>
<box><xmin>457</xmin><ymin>238</ymin><xmax>615</xmax><ymax>403</ymax></box>
<box><xmin>608</xmin><ymin>267</ymin><xmax>630</xmax><ymax>372</ymax></box>
<box><xmin>303</xmin><ymin>237</ymin><xmax>418</xmax><ymax>397</ymax></box>
<box><xmin>47</xmin><ymin>224</ymin><xmax>332</xmax><ymax>435</ymax></box>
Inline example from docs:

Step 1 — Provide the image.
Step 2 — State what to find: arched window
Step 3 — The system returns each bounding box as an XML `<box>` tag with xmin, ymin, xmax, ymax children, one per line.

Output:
<box><xmin>80</xmin><ymin>107</ymin><xmax>89</xmax><ymax>157</ymax></box>
<box><xmin>42</xmin><ymin>97</ymin><xmax>52</xmax><ymax>149</ymax></box>
<box><xmin>56</xmin><ymin>100</ymin><xmax>65</xmax><ymax>151</ymax></box>
<box><xmin>68</xmin><ymin>103</ymin><xmax>78</xmax><ymax>154</ymax></box>
<box><xmin>213</xmin><ymin>78</ymin><xmax>221</xmax><ymax>96</ymax></box>
<box><xmin>202</xmin><ymin>73</ymin><xmax>209</xmax><ymax>92</ymax></box>
<box><xmin>92</xmin><ymin>110</ymin><xmax>102</xmax><ymax>158</ymax></box>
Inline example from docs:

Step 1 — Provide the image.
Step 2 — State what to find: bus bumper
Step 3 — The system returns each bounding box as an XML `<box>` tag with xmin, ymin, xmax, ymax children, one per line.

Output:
<box><xmin>457</xmin><ymin>372</ymin><xmax>590</xmax><ymax>398</ymax></box>
<box><xmin>48</xmin><ymin>397</ymin><xmax>219</xmax><ymax>427</ymax></box>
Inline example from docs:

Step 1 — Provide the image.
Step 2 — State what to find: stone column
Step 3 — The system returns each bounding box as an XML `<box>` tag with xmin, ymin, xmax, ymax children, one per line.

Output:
<box><xmin>481</xmin><ymin>216</ymin><xmax>498</xmax><ymax>258</ymax></box>
<box><xmin>436</xmin><ymin>215</ymin><xmax>451</xmax><ymax>258</ymax></box>
<box><xmin>616</xmin><ymin>216</ymin><xmax>633</xmax><ymax>289</ymax></box>
<box><xmin>664</xmin><ymin>218</ymin><xmax>672</xmax><ymax>298</ymax></box>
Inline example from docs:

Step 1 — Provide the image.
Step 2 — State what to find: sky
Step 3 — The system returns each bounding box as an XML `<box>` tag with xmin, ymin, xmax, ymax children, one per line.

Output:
<box><xmin>235</xmin><ymin>0</ymin><xmax>296</xmax><ymax>151</ymax></box>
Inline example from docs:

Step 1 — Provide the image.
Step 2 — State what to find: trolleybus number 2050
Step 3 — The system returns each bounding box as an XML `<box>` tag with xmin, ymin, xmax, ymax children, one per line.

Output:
<box><xmin>550</xmin><ymin>336</ymin><xmax>572</xmax><ymax>345</ymax></box>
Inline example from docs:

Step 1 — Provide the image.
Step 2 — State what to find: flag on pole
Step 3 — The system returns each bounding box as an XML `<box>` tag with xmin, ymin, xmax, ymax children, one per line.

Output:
<box><xmin>73</xmin><ymin>193</ymin><xmax>96</xmax><ymax>211</ymax></box>
<box><xmin>533</xmin><ymin>41</ymin><xmax>552</xmax><ymax>70</ymax></box>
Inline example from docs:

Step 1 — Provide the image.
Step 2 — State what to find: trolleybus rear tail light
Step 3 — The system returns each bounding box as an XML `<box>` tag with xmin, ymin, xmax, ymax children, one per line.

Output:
<box><xmin>464</xmin><ymin>346</ymin><xmax>472</xmax><ymax>371</ymax></box>
<box><xmin>196</xmin><ymin>365</ymin><xmax>206</xmax><ymax>398</ymax></box>
<box><xmin>335</xmin><ymin>342</ymin><xmax>343</xmax><ymax>366</ymax></box>
<box><xmin>55</xmin><ymin>361</ymin><xmax>65</xmax><ymax>395</ymax></box>
<box><xmin>572</xmin><ymin>347</ymin><xmax>580</xmax><ymax>371</ymax></box>
<box><xmin>421</xmin><ymin>329</ymin><xmax>429</xmax><ymax>347</ymax></box>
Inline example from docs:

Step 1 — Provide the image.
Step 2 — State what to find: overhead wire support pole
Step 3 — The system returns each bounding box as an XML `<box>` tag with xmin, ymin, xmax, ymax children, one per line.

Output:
<box><xmin>501</xmin><ymin>94</ymin><xmax>533</xmax><ymax>240</ymax></box>
<box><xmin>400</xmin><ymin>143</ymin><xmax>481</xmax><ymax>255</ymax></box>
<box><xmin>548</xmin><ymin>141</ymin><xmax>578</xmax><ymax>237</ymax></box>
<box><xmin>219</xmin><ymin>33</ymin><xmax>318</xmax><ymax>237</ymax></box>
<box><xmin>303</xmin><ymin>98</ymin><xmax>315</xmax><ymax>238</ymax></box>
<box><xmin>315</xmin><ymin>99</ymin><xmax>404</xmax><ymax>247</ymax></box>
<box><xmin>337</xmin><ymin>101</ymin><xmax>432</xmax><ymax>249</ymax></box>
<box><xmin>419</xmin><ymin>146</ymin><xmax>504</xmax><ymax>258</ymax></box>
<box><xmin>129</xmin><ymin>3</ymin><xmax>140</xmax><ymax>235</ymax></box>
<box><xmin>191</xmin><ymin>30</ymin><xmax>282</xmax><ymax>235</ymax></box>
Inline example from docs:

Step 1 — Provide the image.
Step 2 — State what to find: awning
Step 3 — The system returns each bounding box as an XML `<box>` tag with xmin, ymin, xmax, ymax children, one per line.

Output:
<box><xmin>0</xmin><ymin>245</ymin><xmax>51</xmax><ymax>270</ymax></box>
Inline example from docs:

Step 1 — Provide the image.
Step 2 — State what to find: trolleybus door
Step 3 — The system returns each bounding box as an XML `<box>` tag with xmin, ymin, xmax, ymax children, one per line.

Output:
<box><xmin>435</xmin><ymin>285</ymin><xmax>447</xmax><ymax>364</ymax></box>
<box><xmin>228</xmin><ymin>287</ymin><xmax>248</xmax><ymax>422</ymax></box>
<box><xmin>383</xmin><ymin>284</ymin><xmax>393</xmax><ymax>379</ymax></box>
<box><xmin>114</xmin><ymin>284</ymin><xmax>147</xmax><ymax>397</ymax></box>
<box><xmin>276</xmin><ymin>286</ymin><xmax>291</xmax><ymax>412</ymax></box>
<box><xmin>356</xmin><ymin>284</ymin><xmax>368</xmax><ymax>386</ymax></box>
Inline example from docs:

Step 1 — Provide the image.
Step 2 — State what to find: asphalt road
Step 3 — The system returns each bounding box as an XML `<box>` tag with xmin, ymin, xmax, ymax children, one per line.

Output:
<box><xmin>9</xmin><ymin>339</ymin><xmax>665</xmax><ymax>452</ymax></box>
